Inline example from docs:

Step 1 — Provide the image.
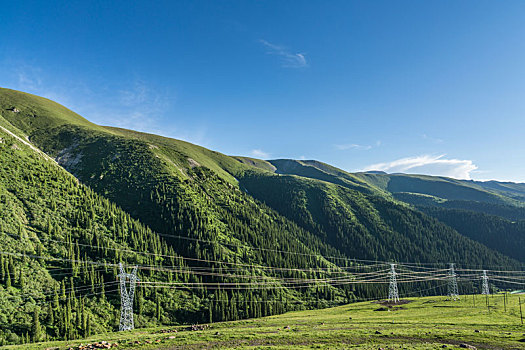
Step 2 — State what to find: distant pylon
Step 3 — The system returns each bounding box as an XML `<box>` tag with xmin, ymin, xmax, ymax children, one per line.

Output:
<box><xmin>481</xmin><ymin>270</ymin><xmax>490</xmax><ymax>295</ymax></box>
<box><xmin>447</xmin><ymin>263</ymin><xmax>459</xmax><ymax>300</ymax></box>
<box><xmin>118</xmin><ymin>263</ymin><xmax>139</xmax><ymax>331</ymax></box>
<box><xmin>388</xmin><ymin>264</ymin><xmax>399</xmax><ymax>303</ymax></box>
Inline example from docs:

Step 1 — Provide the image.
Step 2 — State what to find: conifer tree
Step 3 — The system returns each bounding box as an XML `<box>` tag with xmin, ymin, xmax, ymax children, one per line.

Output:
<box><xmin>31</xmin><ymin>309</ymin><xmax>40</xmax><ymax>342</ymax></box>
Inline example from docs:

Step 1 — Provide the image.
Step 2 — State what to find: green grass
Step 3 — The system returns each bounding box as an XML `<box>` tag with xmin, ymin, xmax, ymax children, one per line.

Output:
<box><xmin>105</xmin><ymin>126</ymin><xmax>255</xmax><ymax>185</ymax></box>
<box><xmin>0</xmin><ymin>88</ymin><xmax>105</xmax><ymax>134</ymax></box>
<box><xmin>12</xmin><ymin>295</ymin><xmax>525</xmax><ymax>349</ymax></box>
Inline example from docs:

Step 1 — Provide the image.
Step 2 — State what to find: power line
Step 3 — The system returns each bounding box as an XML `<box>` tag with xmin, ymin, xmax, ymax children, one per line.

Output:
<box><xmin>388</xmin><ymin>264</ymin><xmax>399</xmax><ymax>303</ymax></box>
<box><xmin>0</xmin><ymin>248</ymin><xmax>519</xmax><ymax>288</ymax></box>
<box><xmin>447</xmin><ymin>263</ymin><xmax>459</xmax><ymax>301</ymax></box>
<box><xmin>481</xmin><ymin>270</ymin><xmax>490</xmax><ymax>295</ymax></box>
<box><xmin>7</xmin><ymin>223</ymin><xmax>525</xmax><ymax>271</ymax></box>
<box><xmin>118</xmin><ymin>263</ymin><xmax>139</xmax><ymax>331</ymax></box>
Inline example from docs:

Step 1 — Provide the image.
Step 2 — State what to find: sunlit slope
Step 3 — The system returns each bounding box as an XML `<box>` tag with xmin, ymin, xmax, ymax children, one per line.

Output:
<box><xmin>0</xmin><ymin>87</ymin><xmax>345</xmax><ymax>277</ymax></box>
<box><xmin>0</xmin><ymin>88</ymin><xmax>105</xmax><ymax>134</ymax></box>
<box><xmin>9</xmin><ymin>295</ymin><xmax>525</xmax><ymax>350</ymax></box>
<box><xmin>232</xmin><ymin>156</ymin><xmax>277</xmax><ymax>173</ymax></box>
<box><xmin>0</xmin><ymin>114</ymin><xmax>192</xmax><ymax>340</ymax></box>
<box><xmin>0</xmin><ymin>105</ymin><xmax>348</xmax><ymax>346</ymax></box>
<box><xmin>356</xmin><ymin>173</ymin><xmax>523</xmax><ymax>206</ymax></box>
<box><xmin>0</xmin><ymin>87</ymin><xmax>521</xmax><ymax>270</ymax></box>
<box><xmin>106</xmin><ymin>127</ymin><xmax>255</xmax><ymax>185</ymax></box>
<box><xmin>254</xmin><ymin>158</ymin><xmax>522</xmax><ymax>206</ymax></box>
<box><xmin>472</xmin><ymin>180</ymin><xmax>525</xmax><ymax>202</ymax></box>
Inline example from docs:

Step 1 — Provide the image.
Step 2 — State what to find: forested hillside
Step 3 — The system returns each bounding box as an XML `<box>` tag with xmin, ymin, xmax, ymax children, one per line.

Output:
<box><xmin>0</xmin><ymin>87</ymin><xmax>523</xmax><ymax>346</ymax></box>
<box><xmin>418</xmin><ymin>207</ymin><xmax>525</xmax><ymax>262</ymax></box>
<box><xmin>251</xmin><ymin>158</ymin><xmax>525</xmax><ymax>263</ymax></box>
<box><xmin>0</xmin><ymin>115</ymin><xmax>355</xmax><ymax>346</ymax></box>
<box><xmin>0</xmin><ymin>122</ymin><xmax>185</xmax><ymax>344</ymax></box>
<box><xmin>237</xmin><ymin>172</ymin><xmax>518</xmax><ymax>266</ymax></box>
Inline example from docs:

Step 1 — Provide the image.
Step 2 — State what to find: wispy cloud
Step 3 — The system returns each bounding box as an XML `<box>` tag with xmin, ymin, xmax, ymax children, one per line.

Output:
<box><xmin>422</xmin><ymin>134</ymin><xmax>444</xmax><ymax>144</ymax></box>
<box><xmin>259</xmin><ymin>40</ymin><xmax>308</xmax><ymax>68</ymax></box>
<box><xmin>1</xmin><ymin>61</ymin><xmax>214</xmax><ymax>146</ymax></box>
<box><xmin>80</xmin><ymin>78</ymin><xmax>172</xmax><ymax>131</ymax></box>
<box><xmin>119</xmin><ymin>81</ymin><xmax>149</xmax><ymax>107</ymax></box>
<box><xmin>16</xmin><ymin>66</ymin><xmax>43</xmax><ymax>91</ymax></box>
<box><xmin>362</xmin><ymin>154</ymin><xmax>478</xmax><ymax>180</ymax></box>
<box><xmin>251</xmin><ymin>149</ymin><xmax>270</xmax><ymax>158</ymax></box>
<box><xmin>3</xmin><ymin>62</ymin><xmax>92</xmax><ymax>112</ymax></box>
<box><xmin>335</xmin><ymin>143</ymin><xmax>372</xmax><ymax>151</ymax></box>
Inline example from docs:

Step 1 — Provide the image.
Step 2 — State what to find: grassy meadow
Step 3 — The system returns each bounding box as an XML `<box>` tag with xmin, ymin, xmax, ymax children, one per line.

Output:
<box><xmin>8</xmin><ymin>294</ymin><xmax>525</xmax><ymax>350</ymax></box>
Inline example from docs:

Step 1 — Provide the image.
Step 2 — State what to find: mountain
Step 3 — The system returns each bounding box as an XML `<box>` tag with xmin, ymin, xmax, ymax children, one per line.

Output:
<box><xmin>0</xmin><ymin>87</ymin><xmax>523</xmax><ymax>345</ymax></box>
<box><xmin>249</xmin><ymin>159</ymin><xmax>525</xmax><ymax>261</ymax></box>
<box><xmin>0</xmin><ymin>89</ymin><xmax>349</xmax><ymax>345</ymax></box>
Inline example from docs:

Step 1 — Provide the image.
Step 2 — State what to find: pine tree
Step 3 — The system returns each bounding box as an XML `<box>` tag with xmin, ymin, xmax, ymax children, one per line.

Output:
<box><xmin>86</xmin><ymin>315</ymin><xmax>91</xmax><ymax>337</ymax></box>
<box><xmin>5</xmin><ymin>265</ymin><xmax>11</xmax><ymax>289</ymax></box>
<box><xmin>156</xmin><ymin>295</ymin><xmax>161</xmax><ymax>321</ymax></box>
<box><xmin>18</xmin><ymin>269</ymin><xmax>24</xmax><ymax>290</ymax></box>
<box><xmin>31</xmin><ymin>308</ymin><xmax>41</xmax><ymax>342</ymax></box>
<box><xmin>53</xmin><ymin>286</ymin><xmax>60</xmax><ymax>309</ymax></box>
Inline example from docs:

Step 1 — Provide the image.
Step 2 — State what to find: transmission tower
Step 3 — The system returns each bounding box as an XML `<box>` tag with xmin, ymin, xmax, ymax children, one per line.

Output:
<box><xmin>447</xmin><ymin>263</ymin><xmax>459</xmax><ymax>300</ymax></box>
<box><xmin>118</xmin><ymin>263</ymin><xmax>139</xmax><ymax>331</ymax></box>
<box><xmin>388</xmin><ymin>263</ymin><xmax>399</xmax><ymax>303</ymax></box>
<box><xmin>481</xmin><ymin>270</ymin><xmax>490</xmax><ymax>295</ymax></box>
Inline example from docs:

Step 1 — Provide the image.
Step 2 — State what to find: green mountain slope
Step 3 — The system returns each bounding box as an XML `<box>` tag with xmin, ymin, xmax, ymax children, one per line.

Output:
<box><xmin>417</xmin><ymin>207</ymin><xmax>525</xmax><ymax>262</ymax></box>
<box><xmin>248</xmin><ymin>158</ymin><xmax>525</xmax><ymax>207</ymax></box>
<box><xmin>1</xmin><ymin>87</ymin><xmax>523</xmax><ymax>346</ymax></box>
<box><xmin>356</xmin><ymin>173</ymin><xmax>525</xmax><ymax>207</ymax></box>
<box><xmin>0</xmin><ymin>90</ymin><xmax>353</xmax><ymax>345</ymax></box>
<box><xmin>1</xmin><ymin>87</ymin><xmax>520</xmax><ymax>269</ymax></box>
<box><xmin>393</xmin><ymin>193</ymin><xmax>525</xmax><ymax>221</ymax></box>
<box><xmin>252</xmin><ymin>160</ymin><xmax>525</xmax><ymax>262</ymax></box>
<box><xmin>0</xmin><ymin>88</ymin><xmax>104</xmax><ymax>133</ymax></box>
<box><xmin>472</xmin><ymin>180</ymin><xmax>525</xmax><ymax>202</ymax></box>
<box><xmin>237</xmin><ymin>172</ymin><xmax>518</xmax><ymax>266</ymax></box>
<box><xmin>0</xmin><ymin>116</ymin><xmax>189</xmax><ymax>344</ymax></box>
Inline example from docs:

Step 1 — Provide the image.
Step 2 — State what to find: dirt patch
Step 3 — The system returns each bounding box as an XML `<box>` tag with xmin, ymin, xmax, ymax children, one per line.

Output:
<box><xmin>318</xmin><ymin>327</ymin><xmax>356</xmax><ymax>331</ymax></box>
<box><xmin>372</xmin><ymin>299</ymin><xmax>413</xmax><ymax>307</ymax></box>
<box><xmin>56</xmin><ymin>143</ymin><xmax>83</xmax><ymax>171</ymax></box>
<box><xmin>374</xmin><ymin>306</ymin><xmax>406</xmax><ymax>311</ymax></box>
<box><xmin>187</xmin><ymin>158</ymin><xmax>201</xmax><ymax>168</ymax></box>
<box><xmin>123</xmin><ymin>333</ymin><xmax>512</xmax><ymax>350</ymax></box>
<box><xmin>387</xmin><ymin>335</ymin><xmax>508</xmax><ymax>350</ymax></box>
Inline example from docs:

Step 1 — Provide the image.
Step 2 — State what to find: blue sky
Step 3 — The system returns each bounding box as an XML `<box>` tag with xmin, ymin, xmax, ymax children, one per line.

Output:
<box><xmin>2</xmin><ymin>1</ymin><xmax>525</xmax><ymax>182</ymax></box>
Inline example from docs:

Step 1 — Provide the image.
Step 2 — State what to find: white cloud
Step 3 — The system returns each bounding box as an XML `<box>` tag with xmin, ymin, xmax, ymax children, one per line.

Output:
<box><xmin>362</xmin><ymin>154</ymin><xmax>478</xmax><ymax>180</ymax></box>
<box><xmin>260</xmin><ymin>40</ymin><xmax>308</xmax><ymax>68</ymax></box>
<box><xmin>335</xmin><ymin>143</ymin><xmax>372</xmax><ymax>151</ymax></box>
<box><xmin>251</xmin><ymin>149</ymin><xmax>270</xmax><ymax>158</ymax></box>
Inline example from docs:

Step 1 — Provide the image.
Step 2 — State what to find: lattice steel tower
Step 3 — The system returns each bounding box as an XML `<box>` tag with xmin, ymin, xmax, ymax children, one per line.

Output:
<box><xmin>118</xmin><ymin>263</ymin><xmax>139</xmax><ymax>331</ymax></box>
<box><xmin>481</xmin><ymin>270</ymin><xmax>490</xmax><ymax>295</ymax></box>
<box><xmin>447</xmin><ymin>263</ymin><xmax>459</xmax><ymax>300</ymax></box>
<box><xmin>388</xmin><ymin>263</ymin><xmax>399</xmax><ymax>303</ymax></box>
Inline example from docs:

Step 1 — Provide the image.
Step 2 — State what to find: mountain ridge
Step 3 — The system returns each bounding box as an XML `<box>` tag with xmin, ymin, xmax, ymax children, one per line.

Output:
<box><xmin>0</xmin><ymin>87</ymin><xmax>523</xmax><ymax>346</ymax></box>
